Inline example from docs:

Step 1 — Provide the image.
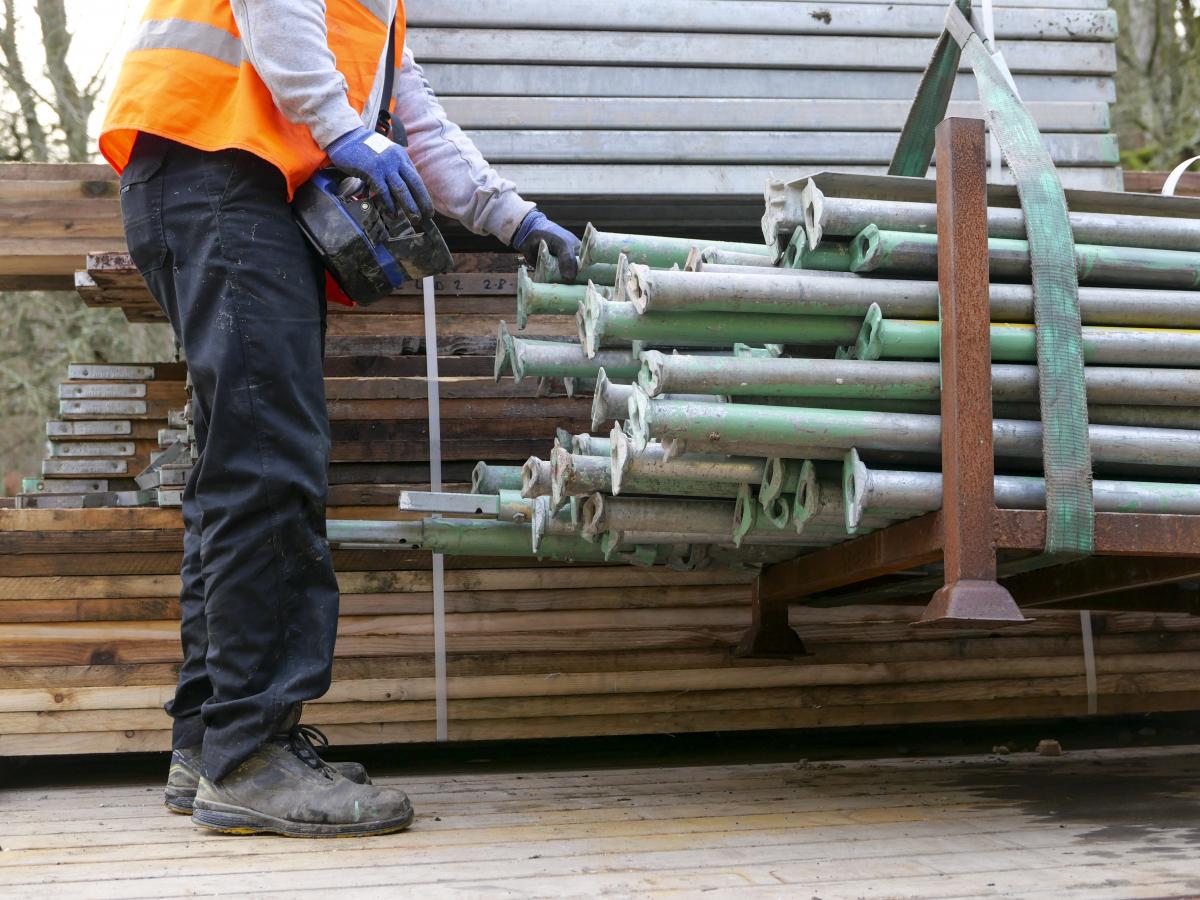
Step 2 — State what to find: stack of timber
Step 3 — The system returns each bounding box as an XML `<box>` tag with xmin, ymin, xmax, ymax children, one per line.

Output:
<box><xmin>1124</xmin><ymin>170</ymin><xmax>1200</xmax><ymax>198</ymax></box>
<box><xmin>3</xmin><ymin>505</ymin><xmax>1200</xmax><ymax>755</ymax></box>
<box><xmin>0</xmin><ymin>163</ymin><xmax>124</xmax><ymax>290</ymax></box>
<box><xmin>76</xmin><ymin>251</ymin><xmax>596</xmax><ymax>506</ymax></box>
<box><xmin>14</xmin><ymin>362</ymin><xmax>188</xmax><ymax>510</ymax></box>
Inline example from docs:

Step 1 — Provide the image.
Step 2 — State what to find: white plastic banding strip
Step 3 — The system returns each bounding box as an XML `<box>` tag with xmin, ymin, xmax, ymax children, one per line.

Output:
<box><xmin>980</xmin><ymin>0</ymin><xmax>1002</xmax><ymax>182</ymax></box>
<box><xmin>1163</xmin><ymin>156</ymin><xmax>1200</xmax><ymax>197</ymax></box>
<box><xmin>422</xmin><ymin>275</ymin><xmax>449</xmax><ymax>741</ymax></box>
<box><xmin>979</xmin><ymin>0</ymin><xmax>1022</xmax><ymax>182</ymax></box>
<box><xmin>1080</xmin><ymin>609</ymin><xmax>1098</xmax><ymax>715</ymax></box>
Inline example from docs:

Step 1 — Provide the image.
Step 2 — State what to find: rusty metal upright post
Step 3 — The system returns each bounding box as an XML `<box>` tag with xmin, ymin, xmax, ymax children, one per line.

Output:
<box><xmin>918</xmin><ymin>118</ymin><xmax>1028</xmax><ymax>627</ymax></box>
<box><xmin>734</xmin><ymin>578</ymin><xmax>809</xmax><ymax>659</ymax></box>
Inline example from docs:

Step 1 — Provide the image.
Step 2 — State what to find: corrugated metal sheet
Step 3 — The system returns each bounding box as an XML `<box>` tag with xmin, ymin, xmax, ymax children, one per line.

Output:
<box><xmin>406</xmin><ymin>0</ymin><xmax>1122</xmax><ymax>237</ymax></box>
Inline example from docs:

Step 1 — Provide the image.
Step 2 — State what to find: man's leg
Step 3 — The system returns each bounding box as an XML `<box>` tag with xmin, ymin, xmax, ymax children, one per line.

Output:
<box><xmin>119</xmin><ymin>135</ymin><xmax>212</xmax><ymax>761</ymax></box>
<box><xmin>123</xmin><ymin>136</ymin><xmax>409</xmax><ymax>836</ymax></box>
<box><xmin>143</xmin><ymin>142</ymin><xmax>338</xmax><ymax>781</ymax></box>
<box><xmin>125</xmin><ymin>133</ymin><xmax>337</xmax><ymax>774</ymax></box>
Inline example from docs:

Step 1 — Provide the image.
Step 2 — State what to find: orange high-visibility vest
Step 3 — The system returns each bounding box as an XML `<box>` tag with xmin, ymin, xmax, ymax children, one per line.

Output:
<box><xmin>101</xmin><ymin>0</ymin><xmax>405</xmax><ymax>198</ymax></box>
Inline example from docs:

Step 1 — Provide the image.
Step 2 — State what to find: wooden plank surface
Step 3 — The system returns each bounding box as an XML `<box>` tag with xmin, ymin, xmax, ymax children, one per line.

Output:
<box><xmin>0</xmin><ymin>747</ymin><xmax>1195</xmax><ymax>898</ymax></box>
<box><xmin>2</xmin><ymin>502</ymin><xmax>1197</xmax><ymax>754</ymax></box>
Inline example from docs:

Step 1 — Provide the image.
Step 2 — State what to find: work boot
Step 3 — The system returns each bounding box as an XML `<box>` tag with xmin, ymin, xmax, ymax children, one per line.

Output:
<box><xmin>165</xmin><ymin>736</ymin><xmax>372</xmax><ymax>814</ymax></box>
<box><xmin>190</xmin><ymin>722</ymin><xmax>413</xmax><ymax>837</ymax></box>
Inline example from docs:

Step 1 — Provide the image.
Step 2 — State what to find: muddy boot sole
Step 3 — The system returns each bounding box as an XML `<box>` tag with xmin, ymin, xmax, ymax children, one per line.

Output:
<box><xmin>192</xmin><ymin>799</ymin><xmax>414</xmax><ymax>838</ymax></box>
<box><xmin>164</xmin><ymin>786</ymin><xmax>195</xmax><ymax>815</ymax></box>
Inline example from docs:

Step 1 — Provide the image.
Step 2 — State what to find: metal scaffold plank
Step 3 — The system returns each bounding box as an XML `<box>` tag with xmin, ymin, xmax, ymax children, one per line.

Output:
<box><xmin>440</xmin><ymin>98</ymin><xmax>1110</xmax><ymax>133</ymax></box>
<box><xmin>466</xmin><ymin>130</ymin><xmax>1117</xmax><ymax>166</ymax></box>
<box><xmin>407</xmin><ymin>31</ymin><xmax>1115</xmax><ymax>76</ymax></box>
<box><xmin>422</xmin><ymin>65</ymin><xmax>1116</xmax><ymax>103</ymax></box>
<box><xmin>408</xmin><ymin>2</ymin><xmax>1115</xmax><ymax>41</ymax></box>
<box><xmin>493</xmin><ymin>165</ymin><xmax>1124</xmax><ymax>196</ymax></box>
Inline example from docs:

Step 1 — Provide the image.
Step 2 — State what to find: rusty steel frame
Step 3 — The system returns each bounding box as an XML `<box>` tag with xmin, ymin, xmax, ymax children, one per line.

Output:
<box><xmin>738</xmin><ymin>118</ymin><xmax>1200</xmax><ymax>652</ymax></box>
<box><xmin>918</xmin><ymin>118</ymin><xmax>1027</xmax><ymax>627</ymax></box>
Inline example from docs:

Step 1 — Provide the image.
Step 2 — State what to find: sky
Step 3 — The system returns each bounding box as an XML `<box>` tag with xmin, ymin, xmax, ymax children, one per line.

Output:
<box><xmin>9</xmin><ymin>0</ymin><xmax>143</xmax><ymax>154</ymax></box>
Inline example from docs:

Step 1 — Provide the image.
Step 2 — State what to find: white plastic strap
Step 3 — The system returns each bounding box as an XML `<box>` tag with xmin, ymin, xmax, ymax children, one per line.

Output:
<box><xmin>1163</xmin><ymin>156</ymin><xmax>1200</xmax><ymax>197</ymax></box>
<box><xmin>1080</xmin><ymin>609</ymin><xmax>1098</xmax><ymax>715</ymax></box>
<box><xmin>422</xmin><ymin>275</ymin><xmax>448</xmax><ymax>741</ymax></box>
<box><xmin>979</xmin><ymin>0</ymin><xmax>1021</xmax><ymax>182</ymax></box>
<box><xmin>980</xmin><ymin>0</ymin><xmax>996</xmax><ymax>46</ymax></box>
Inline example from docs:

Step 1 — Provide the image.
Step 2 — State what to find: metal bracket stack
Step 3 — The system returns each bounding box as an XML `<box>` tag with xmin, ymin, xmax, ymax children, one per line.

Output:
<box><xmin>15</xmin><ymin>362</ymin><xmax>188</xmax><ymax>509</ymax></box>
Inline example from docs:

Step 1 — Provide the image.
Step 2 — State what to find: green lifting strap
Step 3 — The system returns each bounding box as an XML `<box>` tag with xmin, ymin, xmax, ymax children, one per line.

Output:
<box><xmin>889</xmin><ymin>1</ymin><xmax>1096</xmax><ymax>559</ymax></box>
<box><xmin>889</xmin><ymin>0</ymin><xmax>972</xmax><ymax>177</ymax></box>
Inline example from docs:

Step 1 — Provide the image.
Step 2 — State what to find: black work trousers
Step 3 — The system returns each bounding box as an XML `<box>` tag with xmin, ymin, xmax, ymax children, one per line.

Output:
<box><xmin>120</xmin><ymin>135</ymin><xmax>340</xmax><ymax>782</ymax></box>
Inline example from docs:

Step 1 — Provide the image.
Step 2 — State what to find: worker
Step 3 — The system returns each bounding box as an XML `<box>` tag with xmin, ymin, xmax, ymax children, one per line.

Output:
<box><xmin>99</xmin><ymin>0</ymin><xmax>579</xmax><ymax>838</ymax></box>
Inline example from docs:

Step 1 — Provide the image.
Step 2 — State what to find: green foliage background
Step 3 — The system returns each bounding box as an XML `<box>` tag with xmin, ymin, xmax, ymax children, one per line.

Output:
<box><xmin>1111</xmin><ymin>0</ymin><xmax>1200</xmax><ymax>171</ymax></box>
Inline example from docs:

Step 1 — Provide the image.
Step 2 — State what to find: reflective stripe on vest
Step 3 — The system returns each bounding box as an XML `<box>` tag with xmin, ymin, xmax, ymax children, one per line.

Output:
<box><xmin>100</xmin><ymin>1</ymin><xmax>405</xmax><ymax>199</ymax></box>
<box><xmin>357</xmin><ymin>0</ymin><xmax>392</xmax><ymax>24</ymax></box>
<box><xmin>128</xmin><ymin>18</ymin><xmax>245</xmax><ymax>68</ymax></box>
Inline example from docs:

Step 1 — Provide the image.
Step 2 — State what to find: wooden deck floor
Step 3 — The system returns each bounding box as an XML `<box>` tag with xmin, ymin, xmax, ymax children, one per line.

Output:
<box><xmin>1</xmin><ymin>745</ymin><xmax>1198</xmax><ymax>898</ymax></box>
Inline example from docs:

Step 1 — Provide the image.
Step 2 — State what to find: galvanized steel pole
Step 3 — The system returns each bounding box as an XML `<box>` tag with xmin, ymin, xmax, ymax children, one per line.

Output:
<box><xmin>582</xmin><ymin>493</ymin><xmax>805</xmax><ymax>545</ymax></box>
<box><xmin>517</xmin><ymin>266</ymin><xmax>614</xmax><ymax>329</ymax></box>
<box><xmin>630</xmin><ymin>390</ymin><xmax>1200</xmax><ymax>470</ymax></box>
<box><xmin>579</xmin><ymin>223</ymin><xmax>774</xmax><ymax>269</ymax></box>
<box><xmin>639</xmin><ymin>350</ymin><xmax>1200</xmax><ymax>407</ymax></box>
<box><xmin>856</xmin><ymin>304</ymin><xmax>1200</xmax><ymax>366</ymax></box>
<box><xmin>571</xmin><ymin>433</ymin><xmax>612</xmax><ymax>457</ymax></box>
<box><xmin>846</xmin><ymin>450</ymin><xmax>1200</xmax><ymax>530</ymax></box>
<box><xmin>327</xmin><ymin>518</ymin><xmax>613</xmax><ymax>563</ymax></box>
<box><xmin>554</xmin><ymin>445</ymin><xmax>744</xmax><ymax>505</ymax></box>
<box><xmin>851</xmin><ymin>225</ymin><xmax>1200</xmax><ymax>289</ymax></box>
<box><xmin>700</xmin><ymin>247</ymin><xmax>778</xmax><ymax>268</ymax></box>
<box><xmin>534</xmin><ymin>240</ymin><xmax>616</xmax><ymax>286</ymax></box>
<box><xmin>509</xmin><ymin>336</ymin><xmax>640</xmax><ymax>382</ymax></box>
<box><xmin>520</xmin><ymin>455</ymin><xmax>554</xmax><ymax>499</ymax></box>
<box><xmin>579</xmin><ymin>286</ymin><xmax>861</xmax><ymax>358</ymax></box>
<box><xmin>625</xmin><ymin>264</ymin><xmax>1200</xmax><ymax>326</ymax></box>
<box><xmin>591</xmin><ymin>370</ymin><xmax>636</xmax><ymax>431</ymax></box>
<box><xmin>609</xmin><ymin>425</ymin><xmax>765</xmax><ymax>495</ymax></box>
<box><xmin>471</xmin><ymin>462</ymin><xmax>524</xmax><ymax>494</ymax></box>
<box><xmin>796</xmin><ymin>182</ymin><xmax>1200</xmax><ymax>253</ymax></box>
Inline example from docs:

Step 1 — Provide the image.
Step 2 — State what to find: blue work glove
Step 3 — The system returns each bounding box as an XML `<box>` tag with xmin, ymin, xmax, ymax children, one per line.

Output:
<box><xmin>325</xmin><ymin>126</ymin><xmax>434</xmax><ymax>222</ymax></box>
<box><xmin>513</xmin><ymin>210</ymin><xmax>581</xmax><ymax>281</ymax></box>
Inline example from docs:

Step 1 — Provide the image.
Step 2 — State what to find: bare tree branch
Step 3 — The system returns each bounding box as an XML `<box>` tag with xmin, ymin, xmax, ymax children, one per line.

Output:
<box><xmin>34</xmin><ymin>0</ymin><xmax>93</xmax><ymax>161</ymax></box>
<box><xmin>0</xmin><ymin>0</ymin><xmax>48</xmax><ymax>161</ymax></box>
<box><xmin>1112</xmin><ymin>0</ymin><xmax>1200</xmax><ymax>168</ymax></box>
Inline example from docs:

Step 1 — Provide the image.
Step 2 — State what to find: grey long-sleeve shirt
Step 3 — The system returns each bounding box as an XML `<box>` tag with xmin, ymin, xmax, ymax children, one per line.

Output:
<box><xmin>229</xmin><ymin>0</ymin><xmax>534</xmax><ymax>242</ymax></box>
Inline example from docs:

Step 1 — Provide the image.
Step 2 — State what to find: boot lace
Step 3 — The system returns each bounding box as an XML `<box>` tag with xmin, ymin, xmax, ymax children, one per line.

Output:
<box><xmin>283</xmin><ymin>723</ymin><xmax>337</xmax><ymax>777</ymax></box>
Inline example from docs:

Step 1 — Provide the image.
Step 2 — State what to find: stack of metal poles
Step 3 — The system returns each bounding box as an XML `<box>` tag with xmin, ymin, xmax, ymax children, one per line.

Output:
<box><xmin>373</xmin><ymin>196</ymin><xmax>1200</xmax><ymax>571</ymax></box>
